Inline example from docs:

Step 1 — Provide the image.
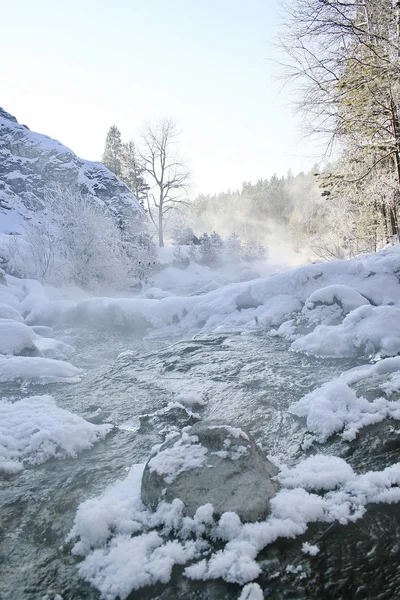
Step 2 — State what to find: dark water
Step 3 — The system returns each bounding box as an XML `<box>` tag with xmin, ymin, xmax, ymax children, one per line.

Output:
<box><xmin>1</xmin><ymin>328</ymin><xmax>399</xmax><ymax>600</ymax></box>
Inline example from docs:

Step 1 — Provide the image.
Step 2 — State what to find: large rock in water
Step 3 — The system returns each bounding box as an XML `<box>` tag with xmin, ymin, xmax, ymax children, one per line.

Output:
<box><xmin>141</xmin><ymin>421</ymin><xmax>279</xmax><ymax>522</ymax></box>
<box><xmin>0</xmin><ymin>108</ymin><xmax>145</xmax><ymax>235</ymax></box>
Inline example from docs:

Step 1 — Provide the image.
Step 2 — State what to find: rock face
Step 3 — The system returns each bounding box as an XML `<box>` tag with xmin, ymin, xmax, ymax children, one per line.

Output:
<box><xmin>141</xmin><ymin>421</ymin><xmax>279</xmax><ymax>522</ymax></box>
<box><xmin>0</xmin><ymin>108</ymin><xmax>145</xmax><ymax>235</ymax></box>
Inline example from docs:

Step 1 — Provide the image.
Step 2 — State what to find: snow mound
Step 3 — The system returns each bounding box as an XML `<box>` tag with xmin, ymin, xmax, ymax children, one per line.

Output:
<box><xmin>175</xmin><ymin>392</ymin><xmax>206</xmax><ymax>407</ymax></box>
<box><xmin>0</xmin><ymin>302</ymin><xmax>24</xmax><ymax>322</ymax></box>
<box><xmin>17</xmin><ymin>245</ymin><xmax>400</xmax><ymax>348</ymax></box>
<box><xmin>301</xmin><ymin>284</ymin><xmax>370</xmax><ymax>326</ymax></box>
<box><xmin>0</xmin><ymin>321</ymin><xmax>36</xmax><ymax>355</ymax></box>
<box><xmin>238</xmin><ymin>583</ymin><xmax>264</xmax><ymax>600</ymax></box>
<box><xmin>0</xmin><ymin>395</ymin><xmax>112</xmax><ymax>473</ymax></box>
<box><xmin>0</xmin><ymin>356</ymin><xmax>83</xmax><ymax>383</ymax></box>
<box><xmin>68</xmin><ymin>452</ymin><xmax>400</xmax><ymax>599</ymax></box>
<box><xmin>292</xmin><ymin>305</ymin><xmax>400</xmax><ymax>358</ymax></box>
<box><xmin>290</xmin><ymin>357</ymin><xmax>400</xmax><ymax>443</ymax></box>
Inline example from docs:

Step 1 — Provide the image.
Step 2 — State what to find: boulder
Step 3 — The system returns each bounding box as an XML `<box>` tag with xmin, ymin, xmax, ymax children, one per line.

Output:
<box><xmin>141</xmin><ymin>420</ymin><xmax>279</xmax><ymax>522</ymax></box>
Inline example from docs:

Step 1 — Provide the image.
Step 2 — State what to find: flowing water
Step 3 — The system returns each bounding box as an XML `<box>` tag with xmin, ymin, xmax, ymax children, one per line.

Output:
<box><xmin>1</xmin><ymin>326</ymin><xmax>400</xmax><ymax>600</ymax></box>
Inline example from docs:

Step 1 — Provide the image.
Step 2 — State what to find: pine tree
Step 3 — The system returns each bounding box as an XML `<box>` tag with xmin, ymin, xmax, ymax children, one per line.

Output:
<box><xmin>102</xmin><ymin>125</ymin><xmax>123</xmax><ymax>177</ymax></box>
<box><xmin>120</xmin><ymin>141</ymin><xmax>149</xmax><ymax>206</ymax></box>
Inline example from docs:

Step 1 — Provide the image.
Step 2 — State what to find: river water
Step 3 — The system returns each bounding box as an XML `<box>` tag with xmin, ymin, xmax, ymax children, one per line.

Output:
<box><xmin>1</xmin><ymin>325</ymin><xmax>399</xmax><ymax>600</ymax></box>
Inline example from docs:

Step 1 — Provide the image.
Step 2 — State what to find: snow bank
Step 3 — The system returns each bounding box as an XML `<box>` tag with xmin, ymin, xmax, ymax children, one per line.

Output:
<box><xmin>293</xmin><ymin>305</ymin><xmax>400</xmax><ymax>358</ymax></box>
<box><xmin>68</xmin><ymin>452</ymin><xmax>400</xmax><ymax>599</ymax></box>
<box><xmin>18</xmin><ymin>245</ymin><xmax>400</xmax><ymax>353</ymax></box>
<box><xmin>175</xmin><ymin>392</ymin><xmax>206</xmax><ymax>407</ymax></box>
<box><xmin>0</xmin><ymin>395</ymin><xmax>112</xmax><ymax>473</ymax></box>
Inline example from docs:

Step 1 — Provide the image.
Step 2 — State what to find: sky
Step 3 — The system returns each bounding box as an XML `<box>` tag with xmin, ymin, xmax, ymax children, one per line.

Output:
<box><xmin>1</xmin><ymin>0</ymin><xmax>322</xmax><ymax>194</ymax></box>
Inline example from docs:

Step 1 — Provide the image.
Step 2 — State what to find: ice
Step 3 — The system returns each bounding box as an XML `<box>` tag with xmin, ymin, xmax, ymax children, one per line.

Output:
<box><xmin>0</xmin><ymin>395</ymin><xmax>112</xmax><ymax>473</ymax></box>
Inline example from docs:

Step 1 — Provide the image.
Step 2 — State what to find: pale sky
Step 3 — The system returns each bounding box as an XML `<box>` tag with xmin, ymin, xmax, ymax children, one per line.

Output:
<box><xmin>1</xmin><ymin>0</ymin><xmax>321</xmax><ymax>194</ymax></box>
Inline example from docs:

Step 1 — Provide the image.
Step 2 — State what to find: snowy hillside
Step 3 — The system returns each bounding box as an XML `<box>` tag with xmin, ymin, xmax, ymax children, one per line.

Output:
<box><xmin>0</xmin><ymin>108</ymin><xmax>145</xmax><ymax>234</ymax></box>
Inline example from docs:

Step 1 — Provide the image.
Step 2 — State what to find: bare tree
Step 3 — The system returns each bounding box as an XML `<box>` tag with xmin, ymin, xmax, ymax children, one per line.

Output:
<box><xmin>138</xmin><ymin>119</ymin><xmax>190</xmax><ymax>247</ymax></box>
<box><xmin>280</xmin><ymin>0</ymin><xmax>400</xmax><ymax>241</ymax></box>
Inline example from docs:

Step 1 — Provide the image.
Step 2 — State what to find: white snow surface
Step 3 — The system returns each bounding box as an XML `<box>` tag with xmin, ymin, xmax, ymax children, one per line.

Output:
<box><xmin>0</xmin><ymin>320</ymin><xmax>37</xmax><ymax>355</ymax></box>
<box><xmin>68</xmin><ymin>454</ymin><xmax>400</xmax><ymax>599</ymax></box>
<box><xmin>238</xmin><ymin>583</ymin><xmax>264</xmax><ymax>600</ymax></box>
<box><xmin>13</xmin><ymin>245</ymin><xmax>400</xmax><ymax>362</ymax></box>
<box><xmin>0</xmin><ymin>356</ymin><xmax>83</xmax><ymax>383</ymax></box>
<box><xmin>0</xmin><ymin>395</ymin><xmax>112</xmax><ymax>473</ymax></box>
<box><xmin>302</xmin><ymin>542</ymin><xmax>320</xmax><ymax>556</ymax></box>
<box><xmin>291</xmin><ymin>357</ymin><xmax>400</xmax><ymax>443</ymax></box>
<box><xmin>175</xmin><ymin>392</ymin><xmax>206</xmax><ymax>407</ymax></box>
<box><xmin>147</xmin><ymin>430</ymin><xmax>208</xmax><ymax>484</ymax></box>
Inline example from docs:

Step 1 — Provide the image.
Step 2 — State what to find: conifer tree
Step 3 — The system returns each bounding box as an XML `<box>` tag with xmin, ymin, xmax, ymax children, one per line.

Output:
<box><xmin>102</xmin><ymin>125</ymin><xmax>123</xmax><ymax>177</ymax></box>
<box><xmin>120</xmin><ymin>141</ymin><xmax>149</xmax><ymax>205</ymax></box>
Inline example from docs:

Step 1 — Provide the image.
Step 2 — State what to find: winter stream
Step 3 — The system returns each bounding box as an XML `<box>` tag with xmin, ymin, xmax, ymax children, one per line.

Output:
<box><xmin>1</xmin><ymin>323</ymin><xmax>399</xmax><ymax>600</ymax></box>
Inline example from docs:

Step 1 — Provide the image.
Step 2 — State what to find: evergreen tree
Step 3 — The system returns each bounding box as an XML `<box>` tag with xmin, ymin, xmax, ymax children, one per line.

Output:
<box><xmin>102</xmin><ymin>125</ymin><xmax>123</xmax><ymax>177</ymax></box>
<box><xmin>120</xmin><ymin>141</ymin><xmax>149</xmax><ymax>206</ymax></box>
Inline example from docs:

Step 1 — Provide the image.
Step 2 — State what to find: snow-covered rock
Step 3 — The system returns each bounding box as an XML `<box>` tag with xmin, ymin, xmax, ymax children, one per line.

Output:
<box><xmin>0</xmin><ymin>395</ymin><xmax>112</xmax><ymax>474</ymax></box>
<box><xmin>0</xmin><ymin>107</ymin><xmax>145</xmax><ymax>236</ymax></box>
<box><xmin>0</xmin><ymin>321</ymin><xmax>37</xmax><ymax>355</ymax></box>
<box><xmin>0</xmin><ymin>356</ymin><xmax>83</xmax><ymax>383</ymax></box>
<box><xmin>141</xmin><ymin>422</ymin><xmax>279</xmax><ymax>522</ymax></box>
<box><xmin>69</xmin><ymin>452</ymin><xmax>400</xmax><ymax>599</ymax></box>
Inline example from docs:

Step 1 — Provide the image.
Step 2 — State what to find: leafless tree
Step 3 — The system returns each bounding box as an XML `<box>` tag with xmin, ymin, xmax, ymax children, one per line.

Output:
<box><xmin>138</xmin><ymin>119</ymin><xmax>190</xmax><ymax>247</ymax></box>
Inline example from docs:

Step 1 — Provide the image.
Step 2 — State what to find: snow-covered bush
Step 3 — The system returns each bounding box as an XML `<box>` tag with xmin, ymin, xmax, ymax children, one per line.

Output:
<box><xmin>172</xmin><ymin>225</ymin><xmax>199</xmax><ymax>246</ymax></box>
<box><xmin>198</xmin><ymin>232</ymin><xmax>225</xmax><ymax>266</ymax></box>
<box><xmin>17</xmin><ymin>187</ymin><xmax>157</xmax><ymax>289</ymax></box>
<box><xmin>243</xmin><ymin>240</ymin><xmax>267</xmax><ymax>261</ymax></box>
<box><xmin>172</xmin><ymin>246</ymin><xmax>191</xmax><ymax>270</ymax></box>
<box><xmin>0</xmin><ymin>233</ymin><xmax>34</xmax><ymax>278</ymax></box>
<box><xmin>123</xmin><ymin>232</ymin><xmax>158</xmax><ymax>285</ymax></box>
<box><xmin>224</xmin><ymin>232</ymin><xmax>243</xmax><ymax>262</ymax></box>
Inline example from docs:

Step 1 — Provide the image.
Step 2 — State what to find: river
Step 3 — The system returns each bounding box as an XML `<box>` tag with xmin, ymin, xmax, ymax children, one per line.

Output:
<box><xmin>1</xmin><ymin>325</ymin><xmax>399</xmax><ymax>600</ymax></box>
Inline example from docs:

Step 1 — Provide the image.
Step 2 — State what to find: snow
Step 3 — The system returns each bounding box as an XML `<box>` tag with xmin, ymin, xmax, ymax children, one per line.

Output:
<box><xmin>15</xmin><ymin>244</ymin><xmax>400</xmax><ymax>352</ymax></box>
<box><xmin>147</xmin><ymin>430</ymin><xmax>208</xmax><ymax>484</ymax></box>
<box><xmin>292</xmin><ymin>305</ymin><xmax>400</xmax><ymax>358</ymax></box>
<box><xmin>0</xmin><ymin>321</ymin><xmax>36</xmax><ymax>354</ymax></box>
<box><xmin>0</xmin><ymin>356</ymin><xmax>83</xmax><ymax>383</ymax></box>
<box><xmin>68</xmin><ymin>451</ymin><xmax>400</xmax><ymax>599</ymax></box>
<box><xmin>175</xmin><ymin>392</ymin><xmax>206</xmax><ymax>407</ymax></box>
<box><xmin>238</xmin><ymin>583</ymin><xmax>264</xmax><ymax>600</ymax></box>
<box><xmin>0</xmin><ymin>109</ymin><xmax>145</xmax><ymax>243</ymax></box>
<box><xmin>302</xmin><ymin>542</ymin><xmax>320</xmax><ymax>556</ymax></box>
<box><xmin>0</xmin><ymin>395</ymin><xmax>112</xmax><ymax>473</ymax></box>
<box><xmin>290</xmin><ymin>358</ymin><xmax>400</xmax><ymax>443</ymax></box>
<box><xmin>0</xmin><ymin>302</ymin><xmax>24</xmax><ymax>322</ymax></box>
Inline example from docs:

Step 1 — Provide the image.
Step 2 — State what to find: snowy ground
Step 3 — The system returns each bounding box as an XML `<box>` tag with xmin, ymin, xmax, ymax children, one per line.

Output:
<box><xmin>2</xmin><ymin>245</ymin><xmax>400</xmax><ymax>598</ymax></box>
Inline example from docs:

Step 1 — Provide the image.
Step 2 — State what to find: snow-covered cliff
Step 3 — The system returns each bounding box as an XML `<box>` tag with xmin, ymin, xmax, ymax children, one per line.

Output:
<box><xmin>0</xmin><ymin>108</ymin><xmax>145</xmax><ymax>234</ymax></box>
